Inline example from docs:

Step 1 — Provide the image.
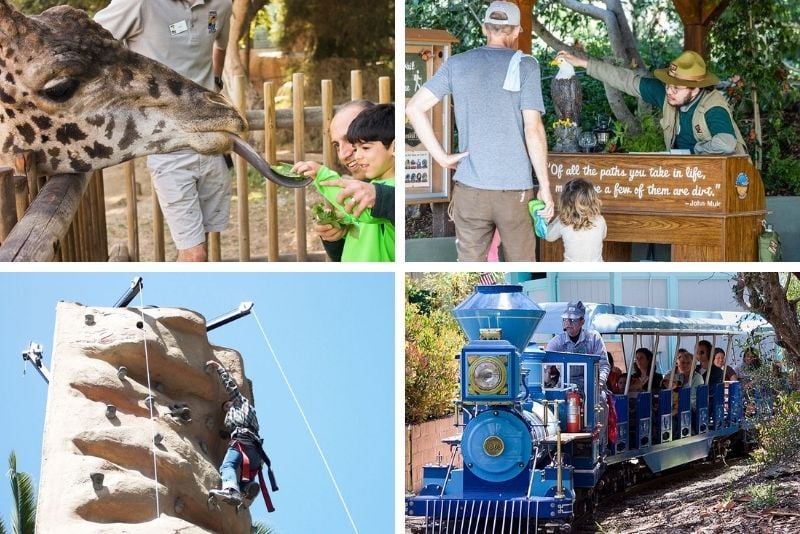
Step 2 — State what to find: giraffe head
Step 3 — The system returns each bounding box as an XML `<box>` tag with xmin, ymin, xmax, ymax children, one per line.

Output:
<box><xmin>0</xmin><ymin>1</ymin><xmax>250</xmax><ymax>175</ymax></box>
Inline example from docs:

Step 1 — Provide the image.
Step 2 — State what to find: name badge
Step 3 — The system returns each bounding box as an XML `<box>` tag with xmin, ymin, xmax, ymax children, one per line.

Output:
<box><xmin>169</xmin><ymin>20</ymin><xmax>188</xmax><ymax>35</ymax></box>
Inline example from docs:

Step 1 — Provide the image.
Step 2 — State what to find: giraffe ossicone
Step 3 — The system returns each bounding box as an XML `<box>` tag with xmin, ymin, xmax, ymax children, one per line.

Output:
<box><xmin>0</xmin><ymin>0</ymin><xmax>306</xmax><ymax>187</ymax></box>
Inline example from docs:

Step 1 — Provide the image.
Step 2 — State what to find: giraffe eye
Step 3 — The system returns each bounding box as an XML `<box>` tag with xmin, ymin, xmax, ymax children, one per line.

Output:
<box><xmin>41</xmin><ymin>78</ymin><xmax>80</xmax><ymax>103</ymax></box>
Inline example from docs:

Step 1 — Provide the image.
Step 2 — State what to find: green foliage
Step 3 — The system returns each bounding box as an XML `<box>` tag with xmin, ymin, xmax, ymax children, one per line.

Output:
<box><xmin>406</xmin><ymin>0</ymin><xmax>485</xmax><ymax>55</ymax></box>
<box><xmin>606</xmin><ymin>120</ymin><xmax>628</xmax><ymax>152</ymax></box>
<box><xmin>405</xmin><ymin>273</ymin><xmax>494</xmax><ymax>424</ymax></box>
<box><xmin>746</xmin><ymin>482</ymin><xmax>779</xmax><ymax>509</ymax></box>
<box><xmin>751</xmin><ymin>391</ymin><xmax>800</xmax><ymax>466</ymax></box>
<box><xmin>15</xmin><ymin>0</ymin><xmax>105</xmax><ymax>15</ymax></box>
<box><xmin>710</xmin><ymin>0</ymin><xmax>800</xmax><ymax>195</ymax></box>
<box><xmin>7</xmin><ymin>451</ymin><xmax>35</xmax><ymax>534</ymax></box>
<box><xmin>624</xmin><ymin>111</ymin><xmax>666</xmax><ymax>152</ymax></box>
<box><xmin>405</xmin><ymin>301</ymin><xmax>461</xmax><ymax>424</ymax></box>
<box><xmin>280</xmin><ymin>0</ymin><xmax>393</xmax><ymax>64</ymax></box>
<box><xmin>251</xmin><ymin>522</ymin><xmax>277</xmax><ymax>534</ymax></box>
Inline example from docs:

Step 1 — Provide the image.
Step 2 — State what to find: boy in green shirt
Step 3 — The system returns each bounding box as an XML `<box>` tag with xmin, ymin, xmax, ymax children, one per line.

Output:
<box><xmin>294</xmin><ymin>104</ymin><xmax>395</xmax><ymax>262</ymax></box>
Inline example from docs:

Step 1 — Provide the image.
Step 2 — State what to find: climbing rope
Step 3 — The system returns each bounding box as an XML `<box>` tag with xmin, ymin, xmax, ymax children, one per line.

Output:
<box><xmin>136</xmin><ymin>284</ymin><xmax>161</xmax><ymax>519</ymax></box>
<box><xmin>252</xmin><ymin>311</ymin><xmax>359</xmax><ymax>534</ymax></box>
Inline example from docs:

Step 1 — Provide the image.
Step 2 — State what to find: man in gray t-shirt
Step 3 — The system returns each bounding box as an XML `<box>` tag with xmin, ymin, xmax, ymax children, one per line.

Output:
<box><xmin>406</xmin><ymin>1</ymin><xmax>553</xmax><ymax>261</ymax></box>
<box><xmin>95</xmin><ymin>0</ymin><xmax>232</xmax><ymax>262</ymax></box>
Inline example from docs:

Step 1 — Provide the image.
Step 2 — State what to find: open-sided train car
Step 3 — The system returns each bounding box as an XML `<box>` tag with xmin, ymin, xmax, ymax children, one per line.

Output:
<box><xmin>405</xmin><ymin>285</ymin><xmax>773</xmax><ymax>533</ymax></box>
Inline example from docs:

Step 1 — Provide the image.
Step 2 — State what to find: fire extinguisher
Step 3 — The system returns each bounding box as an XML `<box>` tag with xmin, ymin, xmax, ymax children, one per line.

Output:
<box><xmin>566</xmin><ymin>390</ymin><xmax>582</xmax><ymax>433</ymax></box>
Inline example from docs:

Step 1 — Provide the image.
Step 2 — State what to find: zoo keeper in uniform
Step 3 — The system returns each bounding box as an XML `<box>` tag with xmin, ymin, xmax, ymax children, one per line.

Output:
<box><xmin>95</xmin><ymin>0</ymin><xmax>233</xmax><ymax>262</ymax></box>
<box><xmin>556</xmin><ymin>49</ymin><xmax>747</xmax><ymax>155</ymax></box>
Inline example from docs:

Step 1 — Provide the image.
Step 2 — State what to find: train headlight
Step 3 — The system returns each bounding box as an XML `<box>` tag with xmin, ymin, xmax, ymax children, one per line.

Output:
<box><xmin>468</xmin><ymin>356</ymin><xmax>507</xmax><ymax>395</ymax></box>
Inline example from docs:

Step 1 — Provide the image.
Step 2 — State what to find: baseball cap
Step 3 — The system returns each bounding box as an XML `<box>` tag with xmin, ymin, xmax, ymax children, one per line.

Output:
<box><xmin>562</xmin><ymin>300</ymin><xmax>585</xmax><ymax>320</ymax></box>
<box><xmin>483</xmin><ymin>1</ymin><xmax>521</xmax><ymax>26</ymax></box>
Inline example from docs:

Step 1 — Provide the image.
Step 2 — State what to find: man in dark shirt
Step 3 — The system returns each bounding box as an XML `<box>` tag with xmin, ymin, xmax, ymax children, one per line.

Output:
<box><xmin>556</xmin><ymin>49</ymin><xmax>747</xmax><ymax>155</ymax></box>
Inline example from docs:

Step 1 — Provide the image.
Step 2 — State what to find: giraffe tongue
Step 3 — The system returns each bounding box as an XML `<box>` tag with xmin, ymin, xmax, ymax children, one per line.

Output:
<box><xmin>229</xmin><ymin>134</ymin><xmax>313</xmax><ymax>188</ymax></box>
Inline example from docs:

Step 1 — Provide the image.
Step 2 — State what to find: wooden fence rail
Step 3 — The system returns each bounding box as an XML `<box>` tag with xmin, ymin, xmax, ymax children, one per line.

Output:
<box><xmin>0</xmin><ymin>70</ymin><xmax>392</xmax><ymax>262</ymax></box>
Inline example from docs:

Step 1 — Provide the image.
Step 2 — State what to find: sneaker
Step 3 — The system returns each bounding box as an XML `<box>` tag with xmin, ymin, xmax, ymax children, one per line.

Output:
<box><xmin>244</xmin><ymin>481</ymin><xmax>260</xmax><ymax>500</ymax></box>
<box><xmin>211</xmin><ymin>487</ymin><xmax>241</xmax><ymax>505</ymax></box>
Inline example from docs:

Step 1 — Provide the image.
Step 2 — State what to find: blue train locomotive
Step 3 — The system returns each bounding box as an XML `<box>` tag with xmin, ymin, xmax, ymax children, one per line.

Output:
<box><xmin>406</xmin><ymin>284</ymin><xmax>769</xmax><ymax>533</ymax></box>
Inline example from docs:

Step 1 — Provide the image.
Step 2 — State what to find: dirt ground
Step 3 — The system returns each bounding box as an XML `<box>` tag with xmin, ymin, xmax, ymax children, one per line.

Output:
<box><xmin>102</xmin><ymin>151</ymin><xmax>327</xmax><ymax>262</ymax></box>
<box><xmin>594</xmin><ymin>458</ymin><xmax>800</xmax><ymax>534</ymax></box>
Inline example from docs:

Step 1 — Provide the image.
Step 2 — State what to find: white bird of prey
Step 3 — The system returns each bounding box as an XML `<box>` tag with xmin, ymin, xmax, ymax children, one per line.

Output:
<box><xmin>550</xmin><ymin>56</ymin><xmax>583</xmax><ymax>125</ymax></box>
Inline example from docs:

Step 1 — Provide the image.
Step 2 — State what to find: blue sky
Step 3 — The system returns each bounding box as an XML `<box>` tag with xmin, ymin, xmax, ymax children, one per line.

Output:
<box><xmin>0</xmin><ymin>272</ymin><xmax>395</xmax><ymax>533</ymax></box>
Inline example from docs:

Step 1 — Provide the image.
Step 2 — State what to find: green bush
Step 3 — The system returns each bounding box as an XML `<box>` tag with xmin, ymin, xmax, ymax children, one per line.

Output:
<box><xmin>624</xmin><ymin>111</ymin><xmax>666</xmax><ymax>152</ymax></box>
<box><xmin>751</xmin><ymin>390</ymin><xmax>800</xmax><ymax>466</ymax></box>
<box><xmin>405</xmin><ymin>302</ymin><xmax>461</xmax><ymax>425</ymax></box>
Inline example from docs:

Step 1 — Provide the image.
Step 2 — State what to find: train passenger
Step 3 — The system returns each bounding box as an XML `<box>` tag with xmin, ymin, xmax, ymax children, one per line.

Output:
<box><xmin>695</xmin><ymin>340</ymin><xmax>723</xmax><ymax>387</ymax></box>
<box><xmin>713</xmin><ymin>347</ymin><xmax>738</xmax><ymax>381</ymax></box>
<box><xmin>676</xmin><ymin>351</ymin><xmax>704</xmax><ymax>408</ymax></box>
<box><xmin>736</xmin><ymin>348</ymin><xmax>761</xmax><ymax>383</ymax></box>
<box><xmin>607</xmin><ymin>352</ymin><xmax>623</xmax><ymax>394</ymax></box>
<box><xmin>631</xmin><ymin>347</ymin><xmax>663</xmax><ymax>392</ymax></box>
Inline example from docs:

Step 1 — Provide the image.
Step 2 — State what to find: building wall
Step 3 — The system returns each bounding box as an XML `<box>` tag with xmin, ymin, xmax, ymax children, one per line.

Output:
<box><xmin>405</xmin><ymin>417</ymin><xmax>462</xmax><ymax>494</ymax></box>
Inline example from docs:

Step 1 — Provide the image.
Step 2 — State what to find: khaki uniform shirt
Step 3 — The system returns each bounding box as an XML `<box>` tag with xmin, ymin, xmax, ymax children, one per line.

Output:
<box><xmin>95</xmin><ymin>0</ymin><xmax>231</xmax><ymax>91</ymax></box>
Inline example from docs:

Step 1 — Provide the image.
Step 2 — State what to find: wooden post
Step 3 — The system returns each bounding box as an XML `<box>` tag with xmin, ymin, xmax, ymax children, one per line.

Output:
<box><xmin>516</xmin><ymin>0</ymin><xmax>535</xmax><ymax>55</ymax></box>
<box><xmin>0</xmin><ymin>167</ymin><xmax>16</xmax><ymax>242</ymax></box>
<box><xmin>234</xmin><ymin>74</ymin><xmax>250</xmax><ymax>261</ymax></box>
<box><xmin>322</xmin><ymin>80</ymin><xmax>334</xmax><ymax>169</ymax></box>
<box><xmin>264</xmin><ymin>81</ymin><xmax>279</xmax><ymax>262</ymax></box>
<box><xmin>95</xmin><ymin>170</ymin><xmax>108</xmax><ymax>260</ymax></box>
<box><xmin>350</xmin><ymin>70</ymin><xmax>363</xmax><ymax>101</ymax></box>
<box><xmin>209</xmin><ymin>231</ymin><xmax>221</xmax><ymax>261</ymax></box>
<box><xmin>292</xmin><ymin>72</ymin><xmax>307</xmax><ymax>261</ymax></box>
<box><xmin>13</xmin><ymin>175</ymin><xmax>27</xmax><ymax>220</ymax></box>
<box><xmin>378</xmin><ymin>76</ymin><xmax>391</xmax><ymax>104</ymax></box>
<box><xmin>152</xmin><ymin>189</ymin><xmax>165</xmax><ymax>261</ymax></box>
<box><xmin>123</xmin><ymin>161</ymin><xmax>139</xmax><ymax>261</ymax></box>
<box><xmin>0</xmin><ymin>173</ymin><xmax>91</xmax><ymax>261</ymax></box>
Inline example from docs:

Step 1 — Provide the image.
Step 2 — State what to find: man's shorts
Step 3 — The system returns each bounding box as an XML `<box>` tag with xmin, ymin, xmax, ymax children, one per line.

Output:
<box><xmin>147</xmin><ymin>150</ymin><xmax>231</xmax><ymax>250</ymax></box>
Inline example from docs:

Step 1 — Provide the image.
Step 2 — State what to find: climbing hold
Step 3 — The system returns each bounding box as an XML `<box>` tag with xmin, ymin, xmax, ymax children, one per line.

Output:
<box><xmin>136</xmin><ymin>321</ymin><xmax>144</xmax><ymax>329</ymax></box>
<box><xmin>204</xmin><ymin>362</ymin><xmax>214</xmax><ymax>374</ymax></box>
<box><xmin>90</xmin><ymin>472</ymin><xmax>104</xmax><ymax>490</ymax></box>
<box><xmin>178</xmin><ymin>407</ymin><xmax>191</xmax><ymax>422</ymax></box>
<box><xmin>144</xmin><ymin>395</ymin><xmax>156</xmax><ymax>410</ymax></box>
<box><xmin>105</xmin><ymin>405</ymin><xmax>117</xmax><ymax>419</ymax></box>
<box><xmin>154</xmin><ymin>433</ymin><xmax>164</xmax><ymax>446</ymax></box>
<box><xmin>175</xmin><ymin>497</ymin><xmax>185</xmax><ymax>514</ymax></box>
<box><xmin>84</xmin><ymin>314</ymin><xmax>95</xmax><ymax>326</ymax></box>
<box><xmin>117</xmin><ymin>366</ymin><xmax>127</xmax><ymax>380</ymax></box>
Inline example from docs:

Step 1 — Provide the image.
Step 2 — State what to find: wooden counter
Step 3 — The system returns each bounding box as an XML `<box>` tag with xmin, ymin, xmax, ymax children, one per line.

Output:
<box><xmin>541</xmin><ymin>154</ymin><xmax>766</xmax><ymax>262</ymax></box>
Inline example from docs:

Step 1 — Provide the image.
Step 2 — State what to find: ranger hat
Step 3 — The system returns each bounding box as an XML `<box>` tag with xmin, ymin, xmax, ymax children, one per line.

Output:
<box><xmin>562</xmin><ymin>300</ymin><xmax>586</xmax><ymax>320</ymax></box>
<box><xmin>483</xmin><ymin>1</ymin><xmax>521</xmax><ymax>26</ymax></box>
<box><xmin>653</xmin><ymin>50</ymin><xmax>719</xmax><ymax>88</ymax></box>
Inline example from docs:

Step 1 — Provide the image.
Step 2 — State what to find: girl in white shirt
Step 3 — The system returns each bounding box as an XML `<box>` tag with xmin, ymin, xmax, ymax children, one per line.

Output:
<box><xmin>546</xmin><ymin>178</ymin><xmax>607</xmax><ymax>262</ymax></box>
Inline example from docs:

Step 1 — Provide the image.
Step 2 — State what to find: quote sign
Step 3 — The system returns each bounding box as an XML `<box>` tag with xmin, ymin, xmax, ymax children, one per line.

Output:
<box><xmin>547</xmin><ymin>155</ymin><xmax>727</xmax><ymax>214</ymax></box>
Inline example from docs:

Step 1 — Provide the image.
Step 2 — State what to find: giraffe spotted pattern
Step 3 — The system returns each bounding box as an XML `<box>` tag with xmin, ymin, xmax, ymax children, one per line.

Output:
<box><xmin>0</xmin><ymin>0</ymin><xmax>247</xmax><ymax>175</ymax></box>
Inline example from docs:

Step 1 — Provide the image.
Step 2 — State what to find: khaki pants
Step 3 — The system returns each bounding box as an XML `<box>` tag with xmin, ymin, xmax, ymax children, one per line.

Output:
<box><xmin>451</xmin><ymin>182</ymin><xmax>536</xmax><ymax>262</ymax></box>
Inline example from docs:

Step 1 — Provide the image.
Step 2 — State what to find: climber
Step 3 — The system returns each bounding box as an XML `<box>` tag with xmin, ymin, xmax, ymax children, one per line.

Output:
<box><xmin>206</xmin><ymin>360</ymin><xmax>278</xmax><ymax>511</ymax></box>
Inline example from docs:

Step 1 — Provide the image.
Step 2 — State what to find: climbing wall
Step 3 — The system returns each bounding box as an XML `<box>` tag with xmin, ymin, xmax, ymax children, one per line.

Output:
<box><xmin>36</xmin><ymin>301</ymin><xmax>252</xmax><ymax>534</ymax></box>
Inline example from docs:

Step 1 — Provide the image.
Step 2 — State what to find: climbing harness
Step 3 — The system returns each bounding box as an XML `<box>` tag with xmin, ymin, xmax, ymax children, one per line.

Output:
<box><xmin>232</xmin><ymin>438</ymin><xmax>278</xmax><ymax>513</ymax></box>
<box><xmin>252</xmin><ymin>310</ymin><xmax>360</xmax><ymax>534</ymax></box>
